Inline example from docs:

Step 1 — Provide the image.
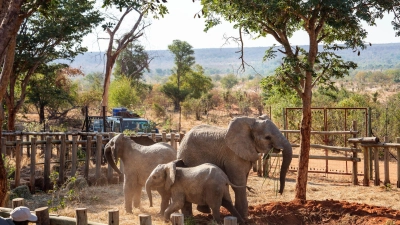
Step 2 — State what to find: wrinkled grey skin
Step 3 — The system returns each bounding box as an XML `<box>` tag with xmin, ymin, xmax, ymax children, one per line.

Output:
<box><xmin>145</xmin><ymin>161</ymin><xmax>245</xmax><ymax>225</ymax></box>
<box><xmin>177</xmin><ymin>115</ymin><xmax>293</xmax><ymax>219</ymax></box>
<box><xmin>104</xmin><ymin>133</ymin><xmax>176</xmax><ymax>213</ymax></box>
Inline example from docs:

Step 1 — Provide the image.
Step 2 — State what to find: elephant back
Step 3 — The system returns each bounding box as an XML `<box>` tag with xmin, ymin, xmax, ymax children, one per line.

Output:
<box><xmin>177</xmin><ymin>125</ymin><xmax>227</xmax><ymax>167</ymax></box>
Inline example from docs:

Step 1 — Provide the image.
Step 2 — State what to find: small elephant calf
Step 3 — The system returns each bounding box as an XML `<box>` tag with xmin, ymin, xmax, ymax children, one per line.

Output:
<box><xmin>145</xmin><ymin>161</ymin><xmax>245</xmax><ymax>224</ymax></box>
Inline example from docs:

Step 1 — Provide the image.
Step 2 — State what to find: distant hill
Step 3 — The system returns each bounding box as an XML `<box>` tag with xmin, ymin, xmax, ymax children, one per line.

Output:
<box><xmin>64</xmin><ymin>43</ymin><xmax>400</xmax><ymax>77</ymax></box>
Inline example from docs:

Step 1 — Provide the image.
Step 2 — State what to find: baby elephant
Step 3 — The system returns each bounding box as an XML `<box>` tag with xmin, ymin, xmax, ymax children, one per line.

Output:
<box><xmin>145</xmin><ymin>161</ymin><xmax>245</xmax><ymax>224</ymax></box>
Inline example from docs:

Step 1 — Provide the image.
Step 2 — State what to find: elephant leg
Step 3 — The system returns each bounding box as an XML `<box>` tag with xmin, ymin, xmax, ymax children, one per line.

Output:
<box><xmin>157</xmin><ymin>188</ymin><xmax>171</xmax><ymax>215</ymax></box>
<box><xmin>164</xmin><ymin>196</ymin><xmax>185</xmax><ymax>221</ymax></box>
<box><xmin>181</xmin><ymin>201</ymin><xmax>193</xmax><ymax>217</ymax></box>
<box><xmin>132</xmin><ymin>184</ymin><xmax>142</xmax><ymax>208</ymax></box>
<box><xmin>123</xmin><ymin>179</ymin><xmax>134</xmax><ymax>213</ymax></box>
<box><xmin>210</xmin><ymin>205</ymin><xmax>221</xmax><ymax>224</ymax></box>
<box><xmin>232</xmin><ymin>186</ymin><xmax>248</xmax><ymax>219</ymax></box>
<box><xmin>222</xmin><ymin>199</ymin><xmax>245</xmax><ymax>225</ymax></box>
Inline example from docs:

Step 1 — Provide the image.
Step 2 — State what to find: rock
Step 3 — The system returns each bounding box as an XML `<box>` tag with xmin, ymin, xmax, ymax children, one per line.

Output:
<box><xmin>10</xmin><ymin>185</ymin><xmax>32</xmax><ymax>199</ymax></box>
<box><xmin>65</xmin><ymin>177</ymin><xmax>88</xmax><ymax>191</ymax></box>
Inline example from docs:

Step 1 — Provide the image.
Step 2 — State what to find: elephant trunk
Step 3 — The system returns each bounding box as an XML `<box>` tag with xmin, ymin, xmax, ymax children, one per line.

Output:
<box><xmin>145</xmin><ymin>179</ymin><xmax>153</xmax><ymax>207</ymax></box>
<box><xmin>104</xmin><ymin>146</ymin><xmax>123</xmax><ymax>176</ymax></box>
<box><xmin>279</xmin><ymin>140</ymin><xmax>293</xmax><ymax>194</ymax></box>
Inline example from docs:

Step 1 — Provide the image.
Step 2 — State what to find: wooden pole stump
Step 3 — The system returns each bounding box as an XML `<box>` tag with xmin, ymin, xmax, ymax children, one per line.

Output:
<box><xmin>224</xmin><ymin>216</ymin><xmax>237</xmax><ymax>225</ymax></box>
<box><xmin>170</xmin><ymin>213</ymin><xmax>183</xmax><ymax>225</ymax></box>
<box><xmin>108</xmin><ymin>210</ymin><xmax>119</xmax><ymax>225</ymax></box>
<box><xmin>138</xmin><ymin>214</ymin><xmax>151</xmax><ymax>225</ymax></box>
<box><xmin>35</xmin><ymin>207</ymin><xmax>50</xmax><ymax>225</ymax></box>
<box><xmin>76</xmin><ymin>208</ymin><xmax>88</xmax><ymax>225</ymax></box>
<box><xmin>12</xmin><ymin>198</ymin><xmax>24</xmax><ymax>208</ymax></box>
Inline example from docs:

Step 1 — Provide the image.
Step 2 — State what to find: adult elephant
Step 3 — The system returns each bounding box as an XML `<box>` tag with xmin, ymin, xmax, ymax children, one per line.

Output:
<box><xmin>105</xmin><ymin>133</ymin><xmax>176</xmax><ymax>213</ymax></box>
<box><xmin>177</xmin><ymin>115</ymin><xmax>293</xmax><ymax>219</ymax></box>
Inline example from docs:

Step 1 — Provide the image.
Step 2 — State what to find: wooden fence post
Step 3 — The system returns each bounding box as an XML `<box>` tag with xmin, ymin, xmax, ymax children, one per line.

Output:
<box><xmin>71</xmin><ymin>136</ymin><xmax>78</xmax><ymax>177</ymax></box>
<box><xmin>138</xmin><ymin>214</ymin><xmax>151</xmax><ymax>225</ymax></box>
<box><xmin>373</xmin><ymin>147</ymin><xmax>380</xmax><ymax>186</ymax></box>
<box><xmin>224</xmin><ymin>216</ymin><xmax>237</xmax><ymax>225</ymax></box>
<box><xmin>151</xmin><ymin>133</ymin><xmax>156</xmax><ymax>142</ymax></box>
<box><xmin>26</xmin><ymin>134</ymin><xmax>30</xmax><ymax>158</ymax></box>
<box><xmin>14</xmin><ymin>139</ymin><xmax>22</xmax><ymax>187</ymax></box>
<box><xmin>44</xmin><ymin>136</ymin><xmax>53</xmax><ymax>192</ymax></box>
<box><xmin>40</xmin><ymin>133</ymin><xmax>45</xmax><ymax>155</ymax></box>
<box><xmin>170</xmin><ymin>213</ymin><xmax>183</xmax><ymax>225</ymax></box>
<box><xmin>96</xmin><ymin>134</ymin><xmax>102</xmax><ymax>179</ymax></box>
<box><xmin>170</xmin><ymin>133</ymin><xmax>176</xmax><ymax>150</ymax></box>
<box><xmin>397</xmin><ymin>137</ymin><xmax>400</xmax><ymax>188</ymax></box>
<box><xmin>263</xmin><ymin>154</ymin><xmax>270</xmax><ymax>177</ymax></box>
<box><xmin>35</xmin><ymin>207</ymin><xmax>50</xmax><ymax>225</ymax></box>
<box><xmin>257</xmin><ymin>154</ymin><xmax>262</xmax><ymax>177</ymax></box>
<box><xmin>30</xmin><ymin>137</ymin><xmax>37</xmax><ymax>194</ymax></box>
<box><xmin>85</xmin><ymin>136</ymin><xmax>92</xmax><ymax>180</ymax></box>
<box><xmin>55</xmin><ymin>135</ymin><xmax>60</xmax><ymax>157</ymax></box>
<box><xmin>351</xmin><ymin>121</ymin><xmax>358</xmax><ymax>185</ymax></box>
<box><xmin>383</xmin><ymin>136</ymin><xmax>390</xmax><ymax>185</ymax></box>
<box><xmin>59</xmin><ymin>134</ymin><xmax>66</xmax><ymax>184</ymax></box>
<box><xmin>162</xmin><ymin>132</ymin><xmax>167</xmax><ymax>142</ymax></box>
<box><xmin>12</xmin><ymin>198</ymin><xmax>24</xmax><ymax>208</ymax></box>
<box><xmin>1</xmin><ymin>137</ymin><xmax>6</xmax><ymax>155</ymax></box>
<box><xmin>108</xmin><ymin>210</ymin><xmax>119</xmax><ymax>225</ymax></box>
<box><xmin>76</xmin><ymin>208</ymin><xmax>88</xmax><ymax>225</ymax></box>
<box><xmin>363</xmin><ymin>146</ymin><xmax>369</xmax><ymax>186</ymax></box>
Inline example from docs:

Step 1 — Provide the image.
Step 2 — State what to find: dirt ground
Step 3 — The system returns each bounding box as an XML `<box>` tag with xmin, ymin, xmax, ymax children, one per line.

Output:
<box><xmin>10</xmin><ymin>112</ymin><xmax>400</xmax><ymax>224</ymax></box>
<box><xmin>15</xmin><ymin>168</ymin><xmax>400</xmax><ymax>225</ymax></box>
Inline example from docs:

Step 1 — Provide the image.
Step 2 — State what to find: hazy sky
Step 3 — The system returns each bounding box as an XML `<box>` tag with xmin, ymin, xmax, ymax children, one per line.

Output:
<box><xmin>82</xmin><ymin>1</ymin><xmax>400</xmax><ymax>52</ymax></box>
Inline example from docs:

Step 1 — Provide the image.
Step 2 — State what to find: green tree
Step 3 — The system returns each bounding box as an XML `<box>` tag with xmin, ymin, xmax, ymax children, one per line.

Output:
<box><xmin>114</xmin><ymin>43</ymin><xmax>152</xmax><ymax>85</ymax></box>
<box><xmin>161</xmin><ymin>40</ymin><xmax>195</xmax><ymax>110</ymax></box>
<box><xmin>77</xmin><ymin>72</ymin><xmax>104</xmax><ymax>110</ymax></box>
<box><xmin>199</xmin><ymin>0</ymin><xmax>400</xmax><ymax>200</ymax></box>
<box><xmin>100</xmin><ymin>0</ymin><xmax>167</xmax><ymax>112</ymax></box>
<box><xmin>220</xmin><ymin>74</ymin><xmax>239</xmax><ymax>90</ymax></box>
<box><xmin>109</xmin><ymin>76</ymin><xmax>139</xmax><ymax>109</ymax></box>
<box><xmin>26</xmin><ymin>64</ymin><xmax>82</xmax><ymax>124</ymax></box>
<box><xmin>183</xmin><ymin>64</ymin><xmax>213</xmax><ymax>99</ymax></box>
<box><xmin>4</xmin><ymin>0</ymin><xmax>102</xmax><ymax>131</ymax></box>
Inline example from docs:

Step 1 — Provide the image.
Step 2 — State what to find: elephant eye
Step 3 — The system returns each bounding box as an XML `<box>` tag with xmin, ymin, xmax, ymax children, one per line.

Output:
<box><xmin>152</xmin><ymin>175</ymin><xmax>157</xmax><ymax>180</ymax></box>
<box><xmin>265</xmin><ymin>136</ymin><xmax>271</xmax><ymax>140</ymax></box>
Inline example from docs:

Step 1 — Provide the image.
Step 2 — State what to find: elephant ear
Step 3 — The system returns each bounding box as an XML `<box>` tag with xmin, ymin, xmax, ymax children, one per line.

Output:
<box><xmin>225</xmin><ymin>117</ymin><xmax>259</xmax><ymax>162</ymax></box>
<box><xmin>164</xmin><ymin>162</ymin><xmax>176</xmax><ymax>191</ymax></box>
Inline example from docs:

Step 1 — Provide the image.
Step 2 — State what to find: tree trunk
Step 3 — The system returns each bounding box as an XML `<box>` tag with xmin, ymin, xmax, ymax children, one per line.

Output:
<box><xmin>0</xmin><ymin>102</ymin><xmax>6</xmax><ymax>207</ymax></box>
<box><xmin>39</xmin><ymin>104</ymin><xmax>45</xmax><ymax>124</ymax></box>
<box><xmin>295</xmin><ymin>94</ymin><xmax>312</xmax><ymax>200</ymax></box>
<box><xmin>0</xmin><ymin>0</ymin><xmax>23</xmax><ymax>64</ymax></box>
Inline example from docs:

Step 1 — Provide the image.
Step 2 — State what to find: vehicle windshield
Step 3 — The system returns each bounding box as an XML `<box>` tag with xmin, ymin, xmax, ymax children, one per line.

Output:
<box><xmin>122</xmin><ymin>120</ymin><xmax>149</xmax><ymax>132</ymax></box>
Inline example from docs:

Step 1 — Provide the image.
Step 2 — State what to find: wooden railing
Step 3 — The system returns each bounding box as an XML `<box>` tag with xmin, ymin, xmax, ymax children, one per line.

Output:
<box><xmin>0</xmin><ymin>131</ymin><xmax>184</xmax><ymax>192</ymax></box>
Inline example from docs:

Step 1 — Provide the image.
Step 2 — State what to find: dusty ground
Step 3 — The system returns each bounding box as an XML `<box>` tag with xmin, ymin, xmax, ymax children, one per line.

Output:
<box><xmin>10</xmin><ymin>112</ymin><xmax>400</xmax><ymax>224</ymax></box>
<box><xmin>13</xmin><ymin>168</ymin><xmax>400</xmax><ymax>225</ymax></box>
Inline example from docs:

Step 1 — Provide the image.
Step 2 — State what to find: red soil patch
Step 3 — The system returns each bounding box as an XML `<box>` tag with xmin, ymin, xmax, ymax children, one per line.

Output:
<box><xmin>192</xmin><ymin>199</ymin><xmax>400</xmax><ymax>225</ymax></box>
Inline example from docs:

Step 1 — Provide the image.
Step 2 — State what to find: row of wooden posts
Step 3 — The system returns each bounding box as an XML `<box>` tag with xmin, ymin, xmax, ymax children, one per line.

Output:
<box><xmin>1</xmin><ymin>131</ymin><xmax>183</xmax><ymax>193</ymax></box>
<box><xmin>0</xmin><ymin>198</ymin><xmax>239</xmax><ymax>225</ymax></box>
<box><xmin>259</xmin><ymin>121</ymin><xmax>400</xmax><ymax>188</ymax></box>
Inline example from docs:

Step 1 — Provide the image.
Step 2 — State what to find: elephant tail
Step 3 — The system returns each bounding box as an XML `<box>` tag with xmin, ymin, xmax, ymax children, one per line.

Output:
<box><xmin>227</xmin><ymin>181</ymin><xmax>247</xmax><ymax>190</ymax></box>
